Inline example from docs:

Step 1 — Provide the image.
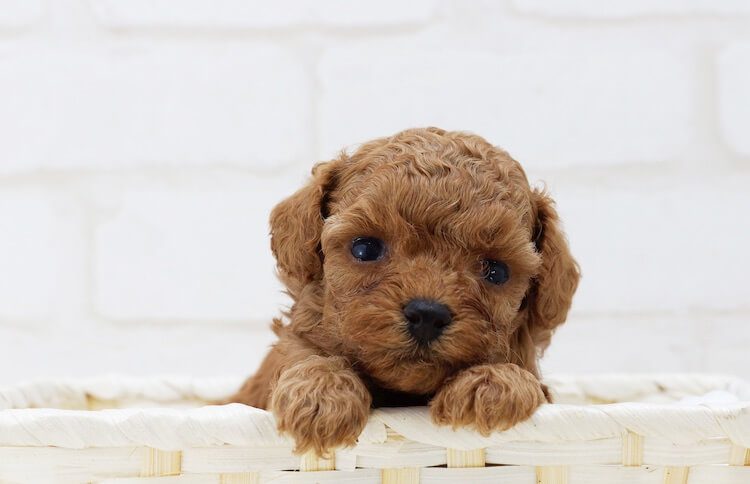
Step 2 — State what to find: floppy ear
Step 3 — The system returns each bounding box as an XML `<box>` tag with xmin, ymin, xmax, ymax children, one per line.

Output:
<box><xmin>269</xmin><ymin>159</ymin><xmax>341</xmax><ymax>296</ymax></box>
<box><xmin>525</xmin><ymin>188</ymin><xmax>580</xmax><ymax>353</ymax></box>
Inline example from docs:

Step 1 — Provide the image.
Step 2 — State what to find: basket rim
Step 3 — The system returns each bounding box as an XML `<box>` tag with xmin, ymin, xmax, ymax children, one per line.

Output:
<box><xmin>0</xmin><ymin>373</ymin><xmax>748</xmax><ymax>450</ymax></box>
<box><xmin>2</xmin><ymin>372</ymin><xmax>749</xmax><ymax>407</ymax></box>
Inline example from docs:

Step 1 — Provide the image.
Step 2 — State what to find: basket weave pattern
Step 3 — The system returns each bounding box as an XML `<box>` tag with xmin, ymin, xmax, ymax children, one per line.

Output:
<box><xmin>1</xmin><ymin>375</ymin><xmax>748</xmax><ymax>483</ymax></box>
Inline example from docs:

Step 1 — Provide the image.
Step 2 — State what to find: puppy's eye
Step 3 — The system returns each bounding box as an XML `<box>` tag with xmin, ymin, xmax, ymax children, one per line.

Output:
<box><xmin>351</xmin><ymin>237</ymin><xmax>385</xmax><ymax>262</ymax></box>
<box><xmin>481</xmin><ymin>259</ymin><xmax>510</xmax><ymax>285</ymax></box>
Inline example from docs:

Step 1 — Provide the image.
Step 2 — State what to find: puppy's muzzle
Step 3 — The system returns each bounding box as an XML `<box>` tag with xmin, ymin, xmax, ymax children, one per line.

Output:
<box><xmin>403</xmin><ymin>298</ymin><xmax>452</xmax><ymax>345</ymax></box>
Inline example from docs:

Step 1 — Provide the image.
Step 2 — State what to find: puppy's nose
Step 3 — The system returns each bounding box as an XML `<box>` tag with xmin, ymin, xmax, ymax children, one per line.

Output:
<box><xmin>403</xmin><ymin>298</ymin><xmax>452</xmax><ymax>345</ymax></box>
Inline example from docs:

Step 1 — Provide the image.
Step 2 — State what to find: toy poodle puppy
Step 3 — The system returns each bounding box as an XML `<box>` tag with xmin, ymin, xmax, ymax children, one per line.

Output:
<box><xmin>229</xmin><ymin>127</ymin><xmax>580</xmax><ymax>455</ymax></box>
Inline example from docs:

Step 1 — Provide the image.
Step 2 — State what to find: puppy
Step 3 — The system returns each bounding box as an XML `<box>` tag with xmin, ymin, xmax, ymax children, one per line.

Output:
<box><xmin>230</xmin><ymin>127</ymin><xmax>580</xmax><ymax>455</ymax></box>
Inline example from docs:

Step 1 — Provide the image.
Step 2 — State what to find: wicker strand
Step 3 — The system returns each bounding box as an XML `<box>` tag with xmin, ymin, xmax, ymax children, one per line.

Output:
<box><xmin>663</xmin><ymin>467</ymin><xmax>689</xmax><ymax>484</ymax></box>
<box><xmin>536</xmin><ymin>465</ymin><xmax>568</xmax><ymax>484</ymax></box>
<box><xmin>140</xmin><ymin>448</ymin><xmax>181</xmax><ymax>477</ymax></box>
<box><xmin>300</xmin><ymin>450</ymin><xmax>335</xmax><ymax>471</ymax></box>
<box><xmin>382</xmin><ymin>467</ymin><xmax>419</xmax><ymax>484</ymax></box>
<box><xmin>219</xmin><ymin>472</ymin><xmax>259</xmax><ymax>484</ymax></box>
<box><xmin>446</xmin><ymin>448</ymin><xmax>486</xmax><ymax>467</ymax></box>
<box><xmin>729</xmin><ymin>444</ymin><xmax>750</xmax><ymax>466</ymax></box>
<box><xmin>381</xmin><ymin>430</ymin><xmax>424</xmax><ymax>483</ymax></box>
<box><xmin>622</xmin><ymin>431</ymin><xmax>644</xmax><ymax>466</ymax></box>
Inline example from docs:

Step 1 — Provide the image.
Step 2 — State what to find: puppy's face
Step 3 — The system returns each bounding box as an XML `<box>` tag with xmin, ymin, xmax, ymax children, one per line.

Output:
<box><xmin>271</xmin><ymin>128</ymin><xmax>579</xmax><ymax>395</ymax></box>
<box><xmin>320</xmin><ymin>165</ymin><xmax>540</xmax><ymax>394</ymax></box>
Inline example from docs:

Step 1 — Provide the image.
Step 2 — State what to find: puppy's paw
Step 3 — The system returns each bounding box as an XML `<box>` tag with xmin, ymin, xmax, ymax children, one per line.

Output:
<box><xmin>430</xmin><ymin>363</ymin><xmax>545</xmax><ymax>435</ymax></box>
<box><xmin>271</xmin><ymin>355</ymin><xmax>371</xmax><ymax>456</ymax></box>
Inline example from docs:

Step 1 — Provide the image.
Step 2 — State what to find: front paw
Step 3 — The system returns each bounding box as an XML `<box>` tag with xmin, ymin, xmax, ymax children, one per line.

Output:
<box><xmin>430</xmin><ymin>363</ymin><xmax>545</xmax><ymax>435</ymax></box>
<box><xmin>271</xmin><ymin>356</ymin><xmax>372</xmax><ymax>456</ymax></box>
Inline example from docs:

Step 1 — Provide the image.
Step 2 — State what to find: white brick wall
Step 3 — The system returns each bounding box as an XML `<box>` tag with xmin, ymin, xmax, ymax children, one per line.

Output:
<box><xmin>510</xmin><ymin>0</ymin><xmax>750</xmax><ymax>18</ymax></box>
<box><xmin>91</xmin><ymin>0</ymin><xmax>439</xmax><ymax>29</ymax></box>
<box><xmin>317</xmin><ymin>42</ymin><xmax>695</xmax><ymax>168</ymax></box>
<box><xmin>0</xmin><ymin>0</ymin><xmax>748</xmax><ymax>384</ymax></box>
<box><xmin>0</xmin><ymin>189</ymin><xmax>87</xmax><ymax>323</ymax></box>
<box><xmin>92</xmin><ymin>177</ymin><xmax>295</xmax><ymax>322</ymax></box>
<box><xmin>554</xmin><ymin>171</ymin><xmax>750</xmax><ymax>314</ymax></box>
<box><xmin>0</xmin><ymin>0</ymin><xmax>42</xmax><ymax>28</ymax></box>
<box><xmin>0</xmin><ymin>43</ymin><xmax>311</xmax><ymax>173</ymax></box>
<box><xmin>718</xmin><ymin>42</ymin><xmax>750</xmax><ymax>157</ymax></box>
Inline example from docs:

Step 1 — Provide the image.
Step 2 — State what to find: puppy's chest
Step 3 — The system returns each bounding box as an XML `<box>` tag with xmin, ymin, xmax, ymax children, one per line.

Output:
<box><xmin>365</xmin><ymin>378</ymin><xmax>434</xmax><ymax>408</ymax></box>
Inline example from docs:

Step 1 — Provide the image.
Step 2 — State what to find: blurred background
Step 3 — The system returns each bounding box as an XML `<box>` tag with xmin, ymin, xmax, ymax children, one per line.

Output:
<box><xmin>1</xmin><ymin>0</ymin><xmax>748</xmax><ymax>385</ymax></box>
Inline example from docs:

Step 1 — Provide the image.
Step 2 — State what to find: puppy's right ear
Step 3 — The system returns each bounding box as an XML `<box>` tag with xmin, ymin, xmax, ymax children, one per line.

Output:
<box><xmin>270</xmin><ymin>158</ymin><xmax>341</xmax><ymax>294</ymax></box>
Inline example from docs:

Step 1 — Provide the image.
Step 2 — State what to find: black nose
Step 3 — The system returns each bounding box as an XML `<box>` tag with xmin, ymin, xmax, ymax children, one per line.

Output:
<box><xmin>403</xmin><ymin>298</ymin><xmax>452</xmax><ymax>345</ymax></box>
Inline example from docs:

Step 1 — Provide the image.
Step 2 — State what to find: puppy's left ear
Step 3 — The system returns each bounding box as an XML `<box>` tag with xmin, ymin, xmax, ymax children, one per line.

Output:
<box><xmin>269</xmin><ymin>158</ymin><xmax>341</xmax><ymax>295</ymax></box>
<box><xmin>525</xmin><ymin>188</ymin><xmax>580</xmax><ymax>351</ymax></box>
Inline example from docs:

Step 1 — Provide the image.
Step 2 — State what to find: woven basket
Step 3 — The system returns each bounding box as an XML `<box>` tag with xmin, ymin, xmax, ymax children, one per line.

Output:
<box><xmin>1</xmin><ymin>375</ymin><xmax>749</xmax><ymax>483</ymax></box>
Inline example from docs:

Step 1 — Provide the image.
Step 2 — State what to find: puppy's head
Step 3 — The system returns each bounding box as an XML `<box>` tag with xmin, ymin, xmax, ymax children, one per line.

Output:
<box><xmin>271</xmin><ymin>128</ymin><xmax>579</xmax><ymax>394</ymax></box>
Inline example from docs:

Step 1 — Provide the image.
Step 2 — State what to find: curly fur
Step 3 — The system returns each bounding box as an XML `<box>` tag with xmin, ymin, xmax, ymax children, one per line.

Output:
<box><xmin>229</xmin><ymin>127</ymin><xmax>580</xmax><ymax>454</ymax></box>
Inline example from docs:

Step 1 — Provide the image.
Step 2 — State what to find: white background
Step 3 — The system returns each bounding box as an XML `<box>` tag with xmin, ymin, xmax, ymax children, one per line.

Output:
<box><xmin>0</xmin><ymin>0</ymin><xmax>749</xmax><ymax>385</ymax></box>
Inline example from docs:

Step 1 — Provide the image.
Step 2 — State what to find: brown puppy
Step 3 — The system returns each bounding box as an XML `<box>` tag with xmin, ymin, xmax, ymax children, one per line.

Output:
<box><xmin>230</xmin><ymin>127</ymin><xmax>580</xmax><ymax>455</ymax></box>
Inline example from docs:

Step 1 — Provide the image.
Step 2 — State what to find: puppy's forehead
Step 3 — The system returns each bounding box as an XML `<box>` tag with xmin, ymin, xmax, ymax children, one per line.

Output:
<box><xmin>354</xmin><ymin>169</ymin><xmax>531</xmax><ymax>244</ymax></box>
<box><xmin>331</xmin><ymin>132</ymin><xmax>534</xmax><ymax>230</ymax></box>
